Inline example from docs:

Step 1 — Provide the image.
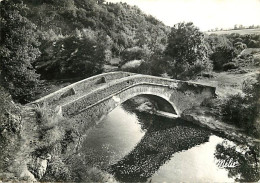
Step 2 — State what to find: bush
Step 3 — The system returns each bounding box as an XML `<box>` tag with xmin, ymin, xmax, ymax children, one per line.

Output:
<box><xmin>234</xmin><ymin>42</ymin><xmax>247</xmax><ymax>53</ymax></box>
<box><xmin>248</xmin><ymin>40</ymin><xmax>260</xmax><ymax>48</ymax></box>
<box><xmin>134</xmin><ymin>54</ymin><xmax>171</xmax><ymax>76</ymax></box>
<box><xmin>43</xmin><ymin>156</ymin><xmax>72</xmax><ymax>181</ymax></box>
<box><xmin>222</xmin><ymin>94</ymin><xmax>254</xmax><ymax>127</ymax></box>
<box><xmin>36</xmin><ymin>32</ymin><xmax>107</xmax><ymax>79</ymax></box>
<box><xmin>0</xmin><ymin>86</ymin><xmax>22</xmax><ymax>175</ymax></box>
<box><xmin>226</xmin><ymin>33</ymin><xmax>260</xmax><ymax>49</ymax></box>
<box><xmin>120</xmin><ymin>46</ymin><xmax>151</xmax><ymax>66</ymax></box>
<box><xmin>233</xmin><ymin>37</ymin><xmax>243</xmax><ymax>44</ymax></box>
<box><xmin>0</xmin><ymin>86</ymin><xmax>21</xmax><ymax>138</ymax></box>
<box><xmin>31</xmin><ymin>104</ymin><xmax>80</xmax><ymax>181</ymax></box>
<box><xmin>221</xmin><ymin>75</ymin><xmax>260</xmax><ymax>137</ymax></box>
<box><xmin>222</xmin><ymin>62</ymin><xmax>238</xmax><ymax>71</ymax></box>
<box><xmin>204</xmin><ymin>34</ymin><xmax>233</xmax><ymax>55</ymax></box>
<box><xmin>210</xmin><ymin>46</ymin><xmax>237</xmax><ymax>71</ymax></box>
<box><xmin>253</xmin><ymin>54</ymin><xmax>260</xmax><ymax>66</ymax></box>
<box><xmin>121</xmin><ymin>60</ymin><xmax>143</xmax><ymax>73</ymax></box>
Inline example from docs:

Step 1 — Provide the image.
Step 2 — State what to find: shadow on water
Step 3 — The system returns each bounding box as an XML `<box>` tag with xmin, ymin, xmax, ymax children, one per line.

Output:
<box><xmin>107</xmin><ymin>99</ymin><xmax>259</xmax><ymax>182</ymax></box>
<box><xmin>106</xmin><ymin>114</ymin><xmax>211</xmax><ymax>182</ymax></box>
<box><xmin>79</xmin><ymin>97</ymin><xmax>259</xmax><ymax>182</ymax></box>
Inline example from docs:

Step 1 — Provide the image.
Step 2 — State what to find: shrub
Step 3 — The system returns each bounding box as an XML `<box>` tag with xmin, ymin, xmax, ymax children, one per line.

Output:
<box><xmin>149</xmin><ymin>55</ymin><xmax>171</xmax><ymax>76</ymax></box>
<box><xmin>204</xmin><ymin>34</ymin><xmax>233</xmax><ymax>54</ymax></box>
<box><xmin>248</xmin><ymin>40</ymin><xmax>260</xmax><ymax>48</ymax></box>
<box><xmin>222</xmin><ymin>62</ymin><xmax>238</xmax><ymax>71</ymax></box>
<box><xmin>234</xmin><ymin>37</ymin><xmax>243</xmax><ymax>44</ymax></box>
<box><xmin>234</xmin><ymin>42</ymin><xmax>247</xmax><ymax>53</ymax></box>
<box><xmin>222</xmin><ymin>94</ymin><xmax>255</xmax><ymax>128</ymax></box>
<box><xmin>36</xmin><ymin>34</ymin><xmax>106</xmax><ymax>79</ymax></box>
<box><xmin>215</xmin><ymin>141</ymin><xmax>260</xmax><ymax>182</ymax></box>
<box><xmin>135</xmin><ymin>54</ymin><xmax>171</xmax><ymax>76</ymax></box>
<box><xmin>253</xmin><ymin>54</ymin><xmax>260</xmax><ymax>66</ymax></box>
<box><xmin>121</xmin><ymin>60</ymin><xmax>143</xmax><ymax>73</ymax></box>
<box><xmin>120</xmin><ymin>46</ymin><xmax>151</xmax><ymax>66</ymax></box>
<box><xmin>0</xmin><ymin>86</ymin><xmax>22</xmax><ymax>175</ymax></box>
<box><xmin>0</xmin><ymin>85</ymin><xmax>21</xmax><ymax>139</ymax></box>
<box><xmin>221</xmin><ymin>75</ymin><xmax>260</xmax><ymax>137</ymax></box>
<box><xmin>43</xmin><ymin>156</ymin><xmax>72</xmax><ymax>181</ymax></box>
<box><xmin>31</xmin><ymin>104</ymin><xmax>80</xmax><ymax>181</ymax></box>
<box><xmin>210</xmin><ymin>46</ymin><xmax>237</xmax><ymax>71</ymax></box>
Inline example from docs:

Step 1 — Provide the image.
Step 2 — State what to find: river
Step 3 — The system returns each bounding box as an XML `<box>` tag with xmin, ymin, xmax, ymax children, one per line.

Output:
<box><xmin>80</xmin><ymin>99</ymin><xmax>259</xmax><ymax>182</ymax></box>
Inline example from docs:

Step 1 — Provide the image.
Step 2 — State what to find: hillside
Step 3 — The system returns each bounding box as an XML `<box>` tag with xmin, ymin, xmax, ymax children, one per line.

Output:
<box><xmin>23</xmin><ymin>0</ymin><xmax>170</xmax><ymax>79</ymax></box>
<box><xmin>206</xmin><ymin>28</ymin><xmax>260</xmax><ymax>35</ymax></box>
<box><xmin>1</xmin><ymin>0</ymin><xmax>260</xmax><ymax>182</ymax></box>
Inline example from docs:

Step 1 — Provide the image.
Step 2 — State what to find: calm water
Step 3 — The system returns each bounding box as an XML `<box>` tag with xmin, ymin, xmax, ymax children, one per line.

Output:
<box><xmin>81</xmin><ymin>101</ymin><xmax>259</xmax><ymax>182</ymax></box>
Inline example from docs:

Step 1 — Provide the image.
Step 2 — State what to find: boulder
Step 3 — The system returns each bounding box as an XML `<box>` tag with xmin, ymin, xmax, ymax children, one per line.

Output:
<box><xmin>136</xmin><ymin>102</ymin><xmax>155</xmax><ymax>114</ymax></box>
<box><xmin>28</xmin><ymin>154</ymin><xmax>51</xmax><ymax>179</ymax></box>
<box><xmin>121</xmin><ymin>60</ymin><xmax>143</xmax><ymax>71</ymax></box>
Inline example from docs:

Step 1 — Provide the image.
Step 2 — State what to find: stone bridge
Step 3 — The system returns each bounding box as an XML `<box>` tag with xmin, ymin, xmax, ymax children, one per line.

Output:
<box><xmin>29</xmin><ymin>72</ymin><xmax>216</xmax><ymax>133</ymax></box>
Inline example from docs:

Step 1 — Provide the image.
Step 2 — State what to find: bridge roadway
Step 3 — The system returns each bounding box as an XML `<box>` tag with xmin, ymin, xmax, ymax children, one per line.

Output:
<box><xmin>29</xmin><ymin>72</ymin><xmax>216</xmax><ymax>134</ymax></box>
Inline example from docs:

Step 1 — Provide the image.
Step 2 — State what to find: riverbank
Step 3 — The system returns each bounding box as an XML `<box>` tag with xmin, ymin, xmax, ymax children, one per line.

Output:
<box><xmin>1</xmin><ymin>88</ymin><xmax>259</xmax><ymax>182</ymax></box>
<box><xmin>1</xmin><ymin>59</ymin><xmax>260</xmax><ymax>182</ymax></box>
<box><xmin>125</xmin><ymin>94</ymin><xmax>260</xmax><ymax>144</ymax></box>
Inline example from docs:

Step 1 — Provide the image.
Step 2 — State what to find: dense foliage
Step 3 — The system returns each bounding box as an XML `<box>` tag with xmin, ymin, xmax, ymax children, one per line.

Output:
<box><xmin>0</xmin><ymin>0</ymin><xmax>40</xmax><ymax>102</ymax></box>
<box><xmin>205</xmin><ymin>32</ymin><xmax>260</xmax><ymax>71</ymax></box>
<box><xmin>0</xmin><ymin>86</ymin><xmax>22</xmax><ymax>176</ymax></box>
<box><xmin>210</xmin><ymin>46</ymin><xmax>237</xmax><ymax>71</ymax></box>
<box><xmin>1</xmin><ymin>0</ymin><xmax>260</xmax><ymax>182</ymax></box>
<box><xmin>0</xmin><ymin>0</ymin><xmax>170</xmax><ymax>101</ymax></box>
<box><xmin>22</xmin><ymin>0</ymin><xmax>169</xmax><ymax>79</ymax></box>
<box><xmin>226</xmin><ymin>33</ymin><xmax>260</xmax><ymax>48</ymax></box>
<box><xmin>221</xmin><ymin>75</ymin><xmax>260</xmax><ymax>138</ymax></box>
<box><xmin>215</xmin><ymin>140</ymin><xmax>259</xmax><ymax>182</ymax></box>
<box><xmin>1</xmin><ymin>0</ymin><xmax>260</xmax><ymax>100</ymax></box>
<box><xmin>37</xmin><ymin>29</ymin><xmax>110</xmax><ymax>79</ymax></box>
<box><xmin>164</xmin><ymin>22</ymin><xmax>210</xmax><ymax>79</ymax></box>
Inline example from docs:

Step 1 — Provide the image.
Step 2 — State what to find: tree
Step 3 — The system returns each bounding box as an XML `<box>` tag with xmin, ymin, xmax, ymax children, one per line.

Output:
<box><xmin>164</xmin><ymin>22</ymin><xmax>209</xmax><ymax>79</ymax></box>
<box><xmin>36</xmin><ymin>29</ymin><xmax>107</xmax><ymax>79</ymax></box>
<box><xmin>0</xmin><ymin>0</ymin><xmax>41</xmax><ymax>103</ymax></box>
<box><xmin>215</xmin><ymin>141</ymin><xmax>259</xmax><ymax>182</ymax></box>
<box><xmin>97</xmin><ymin>0</ymin><xmax>105</xmax><ymax>4</ymax></box>
<box><xmin>120</xmin><ymin>46</ymin><xmax>151</xmax><ymax>65</ymax></box>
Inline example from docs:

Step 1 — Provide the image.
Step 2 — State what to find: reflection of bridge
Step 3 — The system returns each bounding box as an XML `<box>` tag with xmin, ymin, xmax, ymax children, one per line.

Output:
<box><xmin>30</xmin><ymin>72</ymin><xmax>216</xmax><ymax>133</ymax></box>
<box><xmin>107</xmin><ymin>117</ymin><xmax>211</xmax><ymax>182</ymax></box>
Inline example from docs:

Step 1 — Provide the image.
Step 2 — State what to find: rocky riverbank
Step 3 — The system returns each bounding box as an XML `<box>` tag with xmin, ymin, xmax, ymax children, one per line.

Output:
<box><xmin>126</xmin><ymin>95</ymin><xmax>260</xmax><ymax>145</ymax></box>
<box><xmin>0</xmin><ymin>101</ymin><xmax>117</xmax><ymax>182</ymax></box>
<box><xmin>181</xmin><ymin>107</ymin><xmax>260</xmax><ymax>144</ymax></box>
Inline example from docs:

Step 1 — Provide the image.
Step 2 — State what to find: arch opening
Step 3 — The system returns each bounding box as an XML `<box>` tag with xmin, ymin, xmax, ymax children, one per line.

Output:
<box><xmin>120</xmin><ymin>94</ymin><xmax>179</xmax><ymax>118</ymax></box>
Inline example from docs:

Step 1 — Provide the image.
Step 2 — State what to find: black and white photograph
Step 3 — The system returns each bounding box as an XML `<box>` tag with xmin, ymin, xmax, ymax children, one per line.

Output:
<box><xmin>0</xmin><ymin>0</ymin><xmax>260</xmax><ymax>182</ymax></box>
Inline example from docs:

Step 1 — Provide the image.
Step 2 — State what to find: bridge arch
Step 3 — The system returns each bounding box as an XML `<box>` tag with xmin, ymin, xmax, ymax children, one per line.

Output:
<box><xmin>114</xmin><ymin>93</ymin><xmax>180</xmax><ymax>117</ymax></box>
<box><xmin>30</xmin><ymin>72</ymin><xmax>216</xmax><ymax>134</ymax></box>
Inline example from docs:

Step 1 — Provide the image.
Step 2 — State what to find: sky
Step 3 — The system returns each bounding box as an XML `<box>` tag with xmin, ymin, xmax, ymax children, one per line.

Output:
<box><xmin>107</xmin><ymin>0</ymin><xmax>260</xmax><ymax>31</ymax></box>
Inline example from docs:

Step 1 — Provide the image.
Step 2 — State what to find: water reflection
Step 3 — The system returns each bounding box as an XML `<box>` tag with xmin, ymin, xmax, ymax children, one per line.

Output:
<box><xmin>151</xmin><ymin>136</ymin><xmax>234</xmax><ymax>182</ymax></box>
<box><xmin>81</xmin><ymin>106</ymin><xmax>146</xmax><ymax>168</ymax></box>
<box><xmin>107</xmin><ymin>116</ymin><xmax>211</xmax><ymax>182</ymax></box>
<box><xmin>214</xmin><ymin>140</ymin><xmax>260</xmax><ymax>182</ymax></box>
<box><xmin>81</xmin><ymin>98</ymin><xmax>259</xmax><ymax>182</ymax></box>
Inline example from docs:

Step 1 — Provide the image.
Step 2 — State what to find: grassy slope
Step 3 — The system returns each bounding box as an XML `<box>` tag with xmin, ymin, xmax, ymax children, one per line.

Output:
<box><xmin>195</xmin><ymin>70</ymin><xmax>259</xmax><ymax>97</ymax></box>
<box><xmin>194</xmin><ymin>48</ymin><xmax>260</xmax><ymax>97</ymax></box>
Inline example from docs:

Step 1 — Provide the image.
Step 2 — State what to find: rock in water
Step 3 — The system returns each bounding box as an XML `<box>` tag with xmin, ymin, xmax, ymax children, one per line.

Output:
<box><xmin>136</xmin><ymin>102</ymin><xmax>155</xmax><ymax>114</ymax></box>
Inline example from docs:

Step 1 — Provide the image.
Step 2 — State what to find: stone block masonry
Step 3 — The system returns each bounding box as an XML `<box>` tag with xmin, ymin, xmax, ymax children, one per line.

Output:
<box><xmin>29</xmin><ymin>72</ymin><xmax>216</xmax><ymax>136</ymax></box>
